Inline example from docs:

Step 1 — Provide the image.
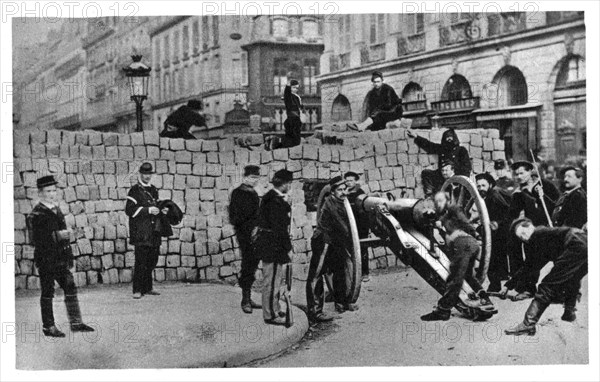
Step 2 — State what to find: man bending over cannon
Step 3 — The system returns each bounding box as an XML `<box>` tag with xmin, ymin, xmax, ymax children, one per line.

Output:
<box><xmin>421</xmin><ymin>198</ymin><xmax>493</xmax><ymax>321</ymax></box>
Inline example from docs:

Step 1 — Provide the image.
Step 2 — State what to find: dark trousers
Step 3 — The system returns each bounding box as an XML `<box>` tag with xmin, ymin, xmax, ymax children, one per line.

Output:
<box><xmin>367</xmin><ymin>108</ymin><xmax>403</xmax><ymax>131</ymax></box>
<box><xmin>487</xmin><ymin>235</ymin><xmax>510</xmax><ymax>291</ymax></box>
<box><xmin>438</xmin><ymin>236</ymin><xmax>483</xmax><ymax>310</ymax></box>
<box><xmin>237</xmin><ymin>229</ymin><xmax>260</xmax><ymax>290</ymax></box>
<box><xmin>280</xmin><ymin>116</ymin><xmax>302</xmax><ymax>148</ymax></box>
<box><xmin>421</xmin><ymin>169</ymin><xmax>445</xmax><ymax>196</ymax></box>
<box><xmin>361</xmin><ymin>244</ymin><xmax>370</xmax><ymax>276</ymax></box>
<box><xmin>133</xmin><ymin>245</ymin><xmax>160</xmax><ymax>294</ymax></box>
<box><xmin>330</xmin><ymin>246</ymin><xmax>354</xmax><ymax>305</ymax></box>
<box><xmin>534</xmin><ymin>245</ymin><xmax>587</xmax><ymax>307</ymax></box>
<box><xmin>306</xmin><ymin>235</ymin><xmax>331</xmax><ymax>317</ymax></box>
<box><xmin>39</xmin><ymin>268</ymin><xmax>78</xmax><ymax>328</ymax></box>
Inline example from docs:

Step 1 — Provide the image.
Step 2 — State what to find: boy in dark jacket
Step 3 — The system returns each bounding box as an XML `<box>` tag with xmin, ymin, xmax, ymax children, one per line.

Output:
<box><xmin>407</xmin><ymin>128</ymin><xmax>472</xmax><ymax>196</ymax></box>
<box><xmin>347</xmin><ymin>71</ymin><xmax>403</xmax><ymax>132</ymax></box>
<box><xmin>266</xmin><ymin>76</ymin><xmax>304</xmax><ymax>150</ymax></box>
<box><xmin>503</xmin><ymin>218</ymin><xmax>587</xmax><ymax>335</ymax></box>
<box><xmin>229</xmin><ymin>165</ymin><xmax>262</xmax><ymax>313</ymax></box>
<box><xmin>254</xmin><ymin>170</ymin><xmax>294</xmax><ymax>325</ymax></box>
<box><xmin>28</xmin><ymin>175</ymin><xmax>94</xmax><ymax>337</ymax></box>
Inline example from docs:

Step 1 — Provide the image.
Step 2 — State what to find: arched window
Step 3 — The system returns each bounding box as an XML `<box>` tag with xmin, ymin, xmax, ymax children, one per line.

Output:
<box><xmin>402</xmin><ymin>82</ymin><xmax>425</xmax><ymax>102</ymax></box>
<box><xmin>556</xmin><ymin>55</ymin><xmax>586</xmax><ymax>87</ymax></box>
<box><xmin>441</xmin><ymin>74</ymin><xmax>472</xmax><ymax>100</ymax></box>
<box><xmin>331</xmin><ymin>94</ymin><xmax>352</xmax><ymax>121</ymax></box>
<box><xmin>492</xmin><ymin>65</ymin><xmax>528</xmax><ymax>107</ymax></box>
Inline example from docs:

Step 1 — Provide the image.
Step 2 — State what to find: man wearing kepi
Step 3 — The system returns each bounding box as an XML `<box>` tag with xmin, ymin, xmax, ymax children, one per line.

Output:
<box><xmin>28</xmin><ymin>175</ymin><xmax>94</xmax><ymax>337</ymax></box>
<box><xmin>229</xmin><ymin>165</ymin><xmax>262</xmax><ymax>314</ymax></box>
<box><xmin>503</xmin><ymin>218</ymin><xmax>587</xmax><ymax>335</ymax></box>
<box><xmin>347</xmin><ymin>71</ymin><xmax>403</xmax><ymax>132</ymax></box>
<box><xmin>126</xmin><ymin>163</ymin><xmax>168</xmax><ymax>299</ymax></box>
<box><xmin>344</xmin><ymin>171</ymin><xmax>371</xmax><ymax>282</ymax></box>
<box><xmin>319</xmin><ymin>176</ymin><xmax>359</xmax><ymax>313</ymax></box>
<box><xmin>407</xmin><ymin>128</ymin><xmax>472</xmax><ymax>196</ymax></box>
<box><xmin>254</xmin><ymin>169</ymin><xmax>294</xmax><ymax>325</ymax></box>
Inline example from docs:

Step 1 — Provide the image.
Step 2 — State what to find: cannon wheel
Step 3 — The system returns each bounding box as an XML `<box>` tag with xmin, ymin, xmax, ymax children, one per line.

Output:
<box><xmin>441</xmin><ymin>175</ymin><xmax>492</xmax><ymax>285</ymax></box>
<box><xmin>315</xmin><ymin>185</ymin><xmax>362</xmax><ymax>303</ymax></box>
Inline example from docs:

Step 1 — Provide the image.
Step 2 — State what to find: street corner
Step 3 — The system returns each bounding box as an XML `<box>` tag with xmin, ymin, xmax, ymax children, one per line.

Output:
<box><xmin>13</xmin><ymin>283</ymin><xmax>309</xmax><ymax>369</ymax></box>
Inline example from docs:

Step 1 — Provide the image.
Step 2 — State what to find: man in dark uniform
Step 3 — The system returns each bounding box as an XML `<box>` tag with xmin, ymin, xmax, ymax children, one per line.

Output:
<box><xmin>508</xmin><ymin>160</ymin><xmax>560</xmax><ymax>300</ymax></box>
<box><xmin>160</xmin><ymin>99</ymin><xmax>206</xmax><ymax>139</ymax></box>
<box><xmin>229</xmin><ymin>165</ymin><xmax>262</xmax><ymax>313</ymax></box>
<box><xmin>319</xmin><ymin>176</ymin><xmax>359</xmax><ymax>314</ymax></box>
<box><xmin>407</xmin><ymin>128</ymin><xmax>472</xmax><ymax>196</ymax></box>
<box><xmin>503</xmin><ymin>218</ymin><xmax>587</xmax><ymax>335</ymax></box>
<box><xmin>125</xmin><ymin>163</ymin><xmax>168</xmax><ymax>299</ymax></box>
<box><xmin>475</xmin><ymin>173</ymin><xmax>512</xmax><ymax>292</ymax></box>
<box><xmin>254</xmin><ymin>170</ymin><xmax>294</xmax><ymax>325</ymax></box>
<box><xmin>551</xmin><ymin>166</ymin><xmax>587</xmax><ymax>316</ymax></box>
<box><xmin>493</xmin><ymin>159</ymin><xmax>517</xmax><ymax>194</ymax></box>
<box><xmin>344</xmin><ymin>171</ymin><xmax>370</xmax><ymax>282</ymax></box>
<box><xmin>552</xmin><ymin>166</ymin><xmax>587</xmax><ymax>229</ymax></box>
<box><xmin>28</xmin><ymin>175</ymin><xmax>94</xmax><ymax>337</ymax></box>
<box><xmin>347</xmin><ymin>71</ymin><xmax>403</xmax><ymax>132</ymax></box>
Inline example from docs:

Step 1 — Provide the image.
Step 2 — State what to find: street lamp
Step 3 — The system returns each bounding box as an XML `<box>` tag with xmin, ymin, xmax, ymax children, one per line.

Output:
<box><xmin>122</xmin><ymin>54</ymin><xmax>151</xmax><ymax>132</ymax></box>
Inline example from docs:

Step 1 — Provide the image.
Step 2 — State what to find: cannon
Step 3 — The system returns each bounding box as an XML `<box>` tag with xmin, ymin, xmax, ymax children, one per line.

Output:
<box><xmin>316</xmin><ymin>175</ymin><xmax>497</xmax><ymax>321</ymax></box>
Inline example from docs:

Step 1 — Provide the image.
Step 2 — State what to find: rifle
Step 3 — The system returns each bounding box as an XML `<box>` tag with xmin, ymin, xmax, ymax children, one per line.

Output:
<box><xmin>283</xmin><ymin>263</ymin><xmax>294</xmax><ymax>328</ymax></box>
<box><xmin>529</xmin><ymin>150</ymin><xmax>553</xmax><ymax>227</ymax></box>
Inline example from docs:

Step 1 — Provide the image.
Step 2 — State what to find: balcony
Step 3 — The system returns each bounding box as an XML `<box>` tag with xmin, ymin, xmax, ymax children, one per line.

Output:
<box><xmin>430</xmin><ymin>97</ymin><xmax>480</xmax><ymax>113</ymax></box>
<box><xmin>402</xmin><ymin>100</ymin><xmax>428</xmax><ymax>112</ymax></box>
<box><xmin>266</xmin><ymin>106</ymin><xmax>321</xmax><ymax>133</ymax></box>
<box><xmin>439</xmin><ymin>20</ymin><xmax>471</xmax><ymax>47</ymax></box>
<box><xmin>397</xmin><ymin>33</ymin><xmax>425</xmax><ymax>56</ymax></box>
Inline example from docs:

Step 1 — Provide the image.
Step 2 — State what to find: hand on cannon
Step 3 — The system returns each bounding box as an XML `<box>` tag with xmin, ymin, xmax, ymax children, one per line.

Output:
<box><xmin>149</xmin><ymin>206</ymin><xmax>160</xmax><ymax>215</ymax></box>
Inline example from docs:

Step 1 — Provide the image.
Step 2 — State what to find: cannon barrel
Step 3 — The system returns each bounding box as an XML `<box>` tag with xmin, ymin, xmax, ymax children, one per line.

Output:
<box><xmin>356</xmin><ymin>194</ymin><xmax>436</xmax><ymax>230</ymax></box>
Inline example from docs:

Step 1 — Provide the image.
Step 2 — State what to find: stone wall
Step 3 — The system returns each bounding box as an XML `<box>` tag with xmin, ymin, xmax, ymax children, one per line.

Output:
<box><xmin>13</xmin><ymin>126</ymin><xmax>505</xmax><ymax>290</ymax></box>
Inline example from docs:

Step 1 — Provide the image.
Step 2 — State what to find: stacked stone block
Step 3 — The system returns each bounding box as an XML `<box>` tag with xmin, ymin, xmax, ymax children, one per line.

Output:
<box><xmin>13</xmin><ymin>126</ymin><xmax>505</xmax><ymax>289</ymax></box>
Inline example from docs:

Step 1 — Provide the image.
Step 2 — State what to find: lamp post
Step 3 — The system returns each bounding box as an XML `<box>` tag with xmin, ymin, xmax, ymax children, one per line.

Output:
<box><xmin>122</xmin><ymin>55</ymin><xmax>151</xmax><ymax>132</ymax></box>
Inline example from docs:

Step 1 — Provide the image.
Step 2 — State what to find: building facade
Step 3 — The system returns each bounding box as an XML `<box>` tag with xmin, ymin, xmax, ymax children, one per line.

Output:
<box><xmin>150</xmin><ymin>16</ymin><xmax>251</xmax><ymax>137</ymax></box>
<box><xmin>318</xmin><ymin>12</ymin><xmax>586</xmax><ymax>162</ymax></box>
<box><xmin>81</xmin><ymin>16</ymin><xmax>155</xmax><ymax>133</ymax></box>
<box><xmin>242</xmin><ymin>15</ymin><xmax>324</xmax><ymax>136</ymax></box>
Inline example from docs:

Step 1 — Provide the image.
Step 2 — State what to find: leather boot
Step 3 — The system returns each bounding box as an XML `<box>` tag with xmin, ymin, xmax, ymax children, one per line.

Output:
<box><xmin>65</xmin><ymin>295</ymin><xmax>95</xmax><ymax>332</ymax></box>
<box><xmin>561</xmin><ymin>306</ymin><xmax>577</xmax><ymax>322</ymax></box>
<box><xmin>41</xmin><ymin>297</ymin><xmax>55</xmax><ymax>330</ymax></box>
<box><xmin>421</xmin><ymin>306</ymin><xmax>451</xmax><ymax>321</ymax></box>
<box><xmin>505</xmin><ymin>299</ymin><xmax>549</xmax><ymax>336</ymax></box>
<box><xmin>241</xmin><ymin>289</ymin><xmax>253</xmax><ymax>314</ymax></box>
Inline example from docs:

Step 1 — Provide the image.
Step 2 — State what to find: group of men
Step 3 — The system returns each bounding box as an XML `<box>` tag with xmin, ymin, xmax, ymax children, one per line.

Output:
<box><xmin>229</xmin><ymin>166</ymin><xmax>369</xmax><ymax>325</ymax></box>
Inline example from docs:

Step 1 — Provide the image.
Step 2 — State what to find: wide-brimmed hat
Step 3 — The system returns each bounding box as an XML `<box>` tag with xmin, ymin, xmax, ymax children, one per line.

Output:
<box><xmin>511</xmin><ymin>161</ymin><xmax>534</xmax><ymax>171</ymax></box>
<box><xmin>475</xmin><ymin>172</ymin><xmax>496</xmax><ymax>188</ymax></box>
<box><xmin>344</xmin><ymin>171</ymin><xmax>360</xmax><ymax>180</ymax></box>
<box><xmin>139</xmin><ymin>162</ymin><xmax>155</xmax><ymax>174</ymax></box>
<box><xmin>37</xmin><ymin>175</ymin><xmax>58</xmax><ymax>189</ymax></box>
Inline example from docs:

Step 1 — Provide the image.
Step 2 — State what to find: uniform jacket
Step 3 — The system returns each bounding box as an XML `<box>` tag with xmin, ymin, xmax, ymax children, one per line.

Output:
<box><xmin>254</xmin><ymin>189</ymin><xmax>292</xmax><ymax>264</ymax></box>
<box><xmin>319</xmin><ymin>195</ymin><xmax>353</xmax><ymax>251</ymax></box>
<box><xmin>505</xmin><ymin>227</ymin><xmax>587</xmax><ymax>289</ymax></box>
<box><xmin>365</xmin><ymin>83</ymin><xmax>402</xmax><ymax>117</ymax></box>
<box><xmin>283</xmin><ymin>85</ymin><xmax>303</xmax><ymax>118</ymax></box>
<box><xmin>125</xmin><ymin>182</ymin><xmax>161</xmax><ymax>247</ymax></box>
<box><xmin>495</xmin><ymin>177</ymin><xmax>517</xmax><ymax>194</ymax></box>
<box><xmin>229</xmin><ymin>183</ymin><xmax>260</xmax><ymax>235</ymax></box>
<box><xmin>509</xmin><ymin>179</ymin><xmax>560</xmax><ymax>226</ymax></box>
<box><xmin>552</xmin><ymin>187</ymin><xmax>587</xmax><ymax>228</ymax></box>
<box><xmin>27</xmin><ymin>203</ymin><xmax>73</xmax><ymax>272</ymax></box>
<box><xmin>414</xmin><ymin>129</ymin><xmax>472</xmax><ymax>177</ymax></box>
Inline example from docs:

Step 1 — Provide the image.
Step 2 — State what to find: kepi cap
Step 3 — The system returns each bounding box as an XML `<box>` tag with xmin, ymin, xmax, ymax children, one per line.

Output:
<box><xmin>511</xmin><ymin>161</ymin><xmax>534</xmax><ymax>171</ymax></box>
<box><xmin>272</xmin><ymin>169</ymin><xmax>293</xmax><ymax>183</ymax></box>
<box><xmin>475</xmin><ymin>172</ymin><xmax>496</xmax><ymax>188</ymax></box>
